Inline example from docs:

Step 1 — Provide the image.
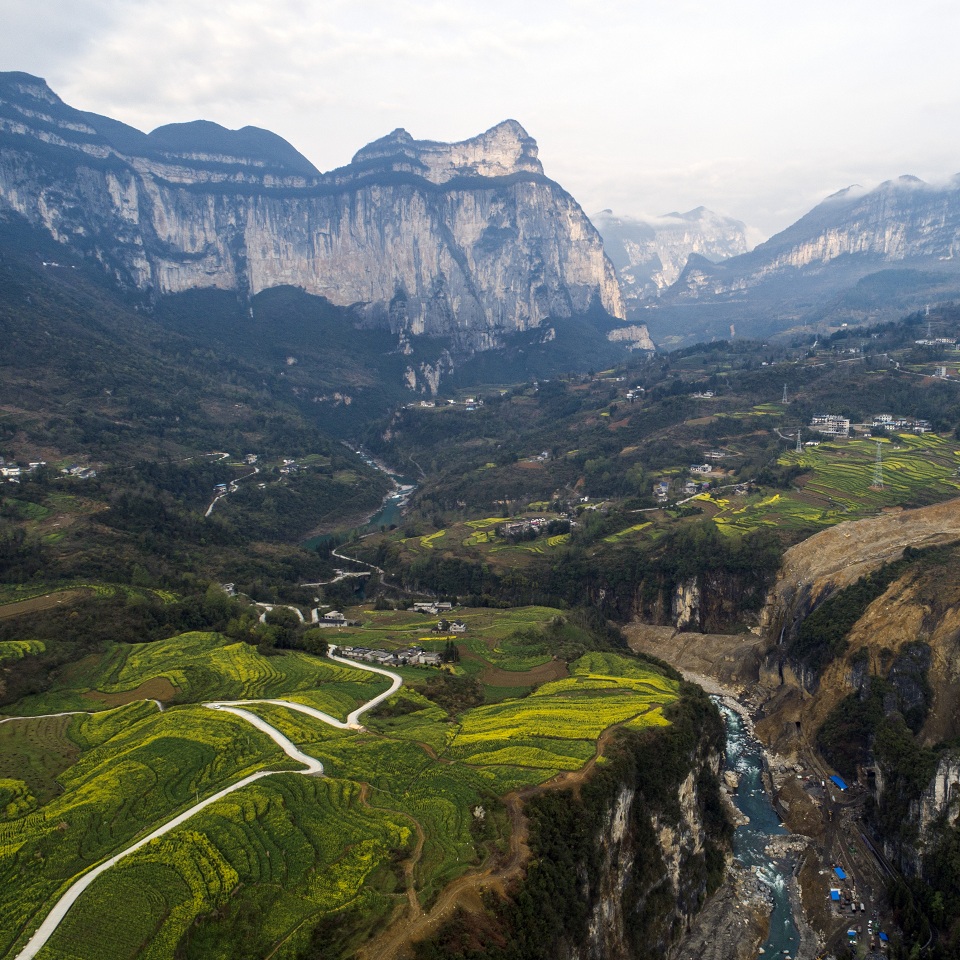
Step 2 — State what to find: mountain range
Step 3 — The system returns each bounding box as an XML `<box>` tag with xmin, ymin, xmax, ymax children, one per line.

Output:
<box><xmin>641</xmin><ymin>175</ymin><xmax>960</xmax><ymax>346</ymax></box>
<box><xmin>0</xmin><ymin>71</ymin><xmax>652</xmax><ymax>392</ymax></box>
<box><xmin>5</xmin><ymin>69</ymin><xmax>960</xmax><ymax>364</ymax></box>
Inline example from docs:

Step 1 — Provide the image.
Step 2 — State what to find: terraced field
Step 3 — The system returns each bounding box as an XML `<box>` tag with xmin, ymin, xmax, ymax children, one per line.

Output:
<box><xmin>396</xmin><ymin>515</ymin><xmax>573</xmax><ymax>566</ymax></box>
<box><xmin>4</xmin><ymin>632</ymin><xmax>388</xmax><ymax>717</ymax></box>
<box><xmin>0</xmin><ymin>627</ymin><xmax>677</xmax><ymax>960</ymax></box>
<box><xmin>705</xmin><ymin>432</ymin><xmax>960</xmax><ymax>535</ymax></box>
<box><xmin>0</xmin><ymin>702</ymin><xmax>299</xmax><ymax>959</ymax></box>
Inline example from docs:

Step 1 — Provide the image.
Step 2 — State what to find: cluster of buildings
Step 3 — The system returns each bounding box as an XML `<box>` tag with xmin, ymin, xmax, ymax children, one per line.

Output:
<box><xmin>867</xmin><ymin>413</ymin><xmax>931</xmax><ymax>434</ymax></box>
<box><xmin>0</xmin><ymin>459</ymin><xmax>47</xmax><ymax>483</ymax></box>
<box><xmin>61</xmin><ymin>463</ymin><xmax>96</xmax><ymax>479</ymax></box>
<box><xmin>411</xmin><ymin>601</ymin><xmax>455</xmax><ymax>616</ymax></box>
<box><xmin>653</xmin><ymin>476</ymin><xmax>715</xmax><ymax>503</ymax></box>
<box><xmin>408</xmin><ymin>397</ymin><xmax>484</xmax><ymax>411</ymax></box>
<box><xmin>809</xmin><ymin>413</ymin><xmax>933</xmax><ymax>439</ymax></box>
<box><xmin>337</xmin><ymin>645</ymin><xmax>444</xmax><ymax>668</ymax></box>
<box><xmin>500</xmin><ymin>517</ymin><xmax>552</xmax><ymax>538</ymax></box>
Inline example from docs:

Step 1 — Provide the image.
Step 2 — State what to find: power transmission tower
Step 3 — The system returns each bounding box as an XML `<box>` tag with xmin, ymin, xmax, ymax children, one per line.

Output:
<box><xmin>871</xmin><ymin>442</ymin><xmax>884</xmax><ymax>490</ymax></box>
<box><xmin>782</xmin><ymin>383</ymin><xmax>788</xmax><ymax>404</ymax></box>
<box><xmin>796</xmin><ymin>431</ymin><xmax>803</xmax><ymax>454</ymax></box>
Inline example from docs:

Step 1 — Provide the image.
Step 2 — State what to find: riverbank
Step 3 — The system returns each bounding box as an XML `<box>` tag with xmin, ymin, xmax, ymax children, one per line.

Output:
<box><xmin>303</xmin><ymin>448</ymin><xmax>417</xmax><ymax>546</ymax></box>
<box><xmin>628</xmin><ymin>626</ymin><xmax>817</xmax><ymax>960</ymax></box>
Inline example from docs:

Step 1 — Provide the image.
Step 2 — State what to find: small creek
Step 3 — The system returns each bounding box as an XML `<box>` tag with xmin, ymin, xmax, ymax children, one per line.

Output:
<box><xmin>717</xmin><ymin>699</ymin><xmax>802</xmax><ymax>959</ymax></box>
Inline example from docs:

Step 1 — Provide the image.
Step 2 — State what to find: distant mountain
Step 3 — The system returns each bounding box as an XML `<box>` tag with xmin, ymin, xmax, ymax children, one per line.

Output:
<box><xmin>0</xmin><ymin>72</ymin><xmax>649</xmax><ymax>391</ymax></box>
<box><xmin>591</xmin><ymin>206</ymin><xmax>749</xmax><ymax>304</ymax></box>
<box><xmin>646</xmin><ymin>176</ymin><xmax>960</xmax><ymax>346</ymax></box>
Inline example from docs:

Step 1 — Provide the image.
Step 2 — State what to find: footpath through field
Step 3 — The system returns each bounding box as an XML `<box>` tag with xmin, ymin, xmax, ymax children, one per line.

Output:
<box><xmin>11</xmin><ymin>647</ymin><xmax>401</xmax><ymax>960</ymax></box>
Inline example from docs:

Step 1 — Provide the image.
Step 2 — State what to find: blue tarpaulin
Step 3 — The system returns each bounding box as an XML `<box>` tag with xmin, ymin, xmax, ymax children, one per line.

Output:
<box><xmin>830</xmin><ymin>775</ymin><xmax>849</xmax><ymax>791</ymax></box>
<box><xmin>830</xmin><ymin>890</ymin><xmax>841</xmax><ymax>901</ymax></box>
<box><xmin>879</xmin><ymin>933</ymin><xmax>889</xmax><ymax>943</ymax></box>
<box><xmin>834</xmin><ymin>866</ymin><xmax>848</xmax><ymax>880</ymax></box>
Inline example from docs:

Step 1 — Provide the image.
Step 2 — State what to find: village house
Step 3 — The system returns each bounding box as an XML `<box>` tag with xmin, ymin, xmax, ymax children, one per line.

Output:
<box><xmin>412</xmin><ymin>601</ymin><xmax>453</xmax><ymax>616</ymax></box>
<box><xmin>810</xmin><ymin>414</ymin><xmax>850</xmax><ymax>438</ymax></box>
<box><xmin>316</xmin><ymin>610</ymin><xmax>359</xmax><ymax>628</ymax></box>
<box><xmin>339</xmin><ymin>646</ymin><xmax>443</xmax><ymax>668</ymax></box>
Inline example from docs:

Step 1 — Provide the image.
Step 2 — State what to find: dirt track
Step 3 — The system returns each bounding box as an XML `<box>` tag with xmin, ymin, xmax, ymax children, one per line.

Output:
<box><xmin>359</xmin><ymin>727</ymin><xmax>618</xmax><ymax>960</ymax></box>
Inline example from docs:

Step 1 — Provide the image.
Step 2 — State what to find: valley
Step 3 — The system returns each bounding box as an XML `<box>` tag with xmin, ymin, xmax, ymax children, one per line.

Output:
<box><xmin>3</xmin><ymin>65</ymin><xmax>960</xmax><ymax>960</ymax></box>
<box><xmin>5</xmin><ymin>296</ymin><xmax>960</xmax><ymax>957</ymax></box>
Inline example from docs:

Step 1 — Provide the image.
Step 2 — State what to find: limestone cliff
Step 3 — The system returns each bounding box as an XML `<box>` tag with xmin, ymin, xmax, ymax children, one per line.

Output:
<box><xmin>642</xmin><ymin>175</ymin><xmax>960</xmax><ymax>347</ymax></box>
<box><xmin>0</xmin><ymin>72</ymin><xmax>632</xmax><ymax>353</ymax></box>
<box><xmin>409</xmin><ymin>686</ymin><xmax>730</xmax><ymax>960</ymax></box>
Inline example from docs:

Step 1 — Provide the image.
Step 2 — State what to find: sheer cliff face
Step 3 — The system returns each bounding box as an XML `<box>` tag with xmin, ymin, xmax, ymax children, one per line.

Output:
<box><xmin>0</xmin><ymin>73</ymin><xmax>627</xmax><ymax>350</ymax></box>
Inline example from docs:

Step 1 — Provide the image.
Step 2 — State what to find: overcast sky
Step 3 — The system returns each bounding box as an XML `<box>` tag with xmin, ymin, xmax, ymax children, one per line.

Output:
<box><xmin>5</xmin><ymin>0</ymin><xmax>960</xmax><ymax>240</ymax></box>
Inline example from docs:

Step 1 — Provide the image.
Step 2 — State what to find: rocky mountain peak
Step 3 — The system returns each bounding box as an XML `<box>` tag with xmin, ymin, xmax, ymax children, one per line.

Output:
<box><xmin>351</xmin><ymin>118</ymin><xmax>542</xmax><ymax>184</ymax></box>
<box><xmin>0</xmin><ymin>71</ymin><xmax>59</xmax><ymax>105</ymax></box>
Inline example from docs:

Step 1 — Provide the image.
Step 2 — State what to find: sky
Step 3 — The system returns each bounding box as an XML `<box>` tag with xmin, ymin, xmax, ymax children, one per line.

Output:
<box><xmin>5</xmin><ymin>0</ymin><xmax>960</xmax><ymax>241</ymax></box>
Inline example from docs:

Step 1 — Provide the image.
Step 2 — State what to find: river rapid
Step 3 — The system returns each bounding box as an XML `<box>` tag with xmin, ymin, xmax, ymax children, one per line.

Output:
<box><xmin>717</xmin><ymin>699</ymin><xmax>804</xmax><ymax>959</ymax></box>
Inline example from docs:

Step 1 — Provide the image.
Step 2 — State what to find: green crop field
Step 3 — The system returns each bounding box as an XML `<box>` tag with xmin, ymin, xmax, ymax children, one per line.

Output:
<box><xmin>0</xmin><ymin>627</ymin><xmax>681</xmax><ymax>960</ymax></box>
<box><xmin>704</xmin><ymin>432</ymin><xmax>960</xmax><ymax>535</ymax></box>
<box><xmin>0</xmin><ymin>713</ymin><xmax>78</xmax><ymax>807</ymax></box>
<box><xmin>603</xmin><ymin>521</ymin><xmax>652</xmax><ymax>544</ymax></box>
<box><xmin>36</xmin><ymin>776</ymin><xmax>413</xmax><ymax>960</ymax></box>
<box><xmin>4</xmin><ymin>632</ymin><xmax>388</xmax><ymax>718</ymax></box>
<box><xmin>0</xmin><ymin>701</ymin><xmax>299</xmax><ymax>959</ymax></box>
<box><xmin>0</xmin><ymin>639</ymin><xmax>45</xmax><ymax>663</ymax></box>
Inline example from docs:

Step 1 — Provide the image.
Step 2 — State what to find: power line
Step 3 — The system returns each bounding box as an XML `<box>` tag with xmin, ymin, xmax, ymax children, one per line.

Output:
<box><xmin>871</xmin><ymin>442</ymin><xmax>884</xmax><ymax>490</ymax></box>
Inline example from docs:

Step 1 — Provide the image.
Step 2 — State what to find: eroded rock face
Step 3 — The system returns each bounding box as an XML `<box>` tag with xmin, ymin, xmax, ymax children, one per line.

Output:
<box><xmin>912</xmin><ymin>753</ymin><xmax>960</xmax><ymax>838</ymax></box>
<box><xmin>0</xmin><ymin>72</ymin><xmax>632</xmax><ymax>352</ymax></box>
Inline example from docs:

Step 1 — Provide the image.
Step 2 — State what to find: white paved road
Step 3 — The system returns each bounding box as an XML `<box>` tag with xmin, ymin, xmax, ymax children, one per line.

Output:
<box><xmin>11</xmin><ymin>652</ymin><xmax>402</xmax><ymax>960</ymax></box>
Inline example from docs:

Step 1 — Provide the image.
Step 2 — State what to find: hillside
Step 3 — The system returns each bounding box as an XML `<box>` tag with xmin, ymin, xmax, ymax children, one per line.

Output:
<box><xmin>0</xmin><ymin>609</ymin><xmax>728</xmax><ymax>960</ymax></box>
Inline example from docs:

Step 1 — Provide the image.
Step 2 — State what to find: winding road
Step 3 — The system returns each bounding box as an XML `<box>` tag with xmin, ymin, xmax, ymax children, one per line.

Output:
<box><xmin>204</xmin><ymin>464</ymin><xmax>259</xmax><ymax>518</ymax></box>
<box><xmin>10</xmin><ymin>648</ymin><xmax>403</xmax><ymax>960</ymax></box>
